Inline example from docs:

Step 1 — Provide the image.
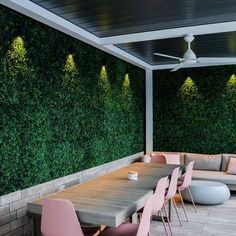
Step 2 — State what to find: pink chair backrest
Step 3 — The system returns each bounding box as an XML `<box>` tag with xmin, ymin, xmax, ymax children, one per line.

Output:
<box><xmin>150</xmin><ymin>153</ymin><xmax>166</xmax><ymax>164</ymax></box>
<box><xmin>181</xmin><ymin>161</ymin><xmax>194</xmax><ymax>189</ymax></box>
<box><xmin>136</xmin><ymin>194</ymin><xmax>155</xmax><ymax>236</ymax></box>
<box><xmin>153</xmin><ymin>176</ymin><xmax>169</xmax><ymax>214</ymax></box>
<box><xmin>41</xmin><ymin>199</ymin><xmax>84</xmax><ymax>236</ymax></box>
<box><xmin>165</xmin><ymin>167</ymin><xmax>180</xmax><ymax>200</ymax></box>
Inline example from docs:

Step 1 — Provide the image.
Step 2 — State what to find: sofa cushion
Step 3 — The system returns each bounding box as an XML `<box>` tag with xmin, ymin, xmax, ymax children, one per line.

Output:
<box><xmin>150</xmin><ymin>153</ymin><xmax>166</xmax><ymax>164</ymax></box>
<box><xmin>222</xmin><ymin>154</ymin><xmax>236</xmax><ymax>172</ymax></box>
<box><xmin>151</xmin><ymin>152</ymin><xmax>185</xmax><ymax>165</ymax></box>
<box><xmin>227</xmin><ymin>157</ymin><xmax>236</xmax><ymax>175</ymax></box>
<box><xmin>192</xmin><ymin>170</ymin><xmax>236</xmax><ymax>185</ymax></box>
<box><xmin>185</xmin><ymin>153</ymin><xmax>222</xmax><ymax>171</ymax></box>
<box><xmin>164</xmin><ymin>154</ymin><xmax>180</xmax><ymax>165</ymax></box>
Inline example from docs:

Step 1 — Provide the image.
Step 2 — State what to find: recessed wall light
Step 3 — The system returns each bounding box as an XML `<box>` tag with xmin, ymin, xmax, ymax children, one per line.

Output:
<box><xmin>102</xmin><ymin>59</ymin><xmax>107</xmax><ymax>66</ymax></box>
<box><xmin>68</xmin><ymin>45</ymin><xmax>74</xmax><ymax>55</ymax></box>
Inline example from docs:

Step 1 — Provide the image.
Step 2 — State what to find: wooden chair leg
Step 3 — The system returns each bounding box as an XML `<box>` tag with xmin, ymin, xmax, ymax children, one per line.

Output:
<box><xmin>172</xmin><ymin>198</ymin><xmax>182</xmax><ymax>227</ymax></box>
<box><xmin>187</xmin><ymin>187</ymin><xmax>197</xmax><ymax>213</ymax></box>
<box><xmin>178</xmin><ymin>189</ymin><xmax>188</xmax><ymax>222</ymax></box>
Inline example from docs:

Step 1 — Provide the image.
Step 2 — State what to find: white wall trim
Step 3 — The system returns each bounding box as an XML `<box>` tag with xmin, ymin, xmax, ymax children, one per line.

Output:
<box><xmin>151</xmin><ymin>61</ymin><xmax>236</xmax><ymax>71</ymax></box>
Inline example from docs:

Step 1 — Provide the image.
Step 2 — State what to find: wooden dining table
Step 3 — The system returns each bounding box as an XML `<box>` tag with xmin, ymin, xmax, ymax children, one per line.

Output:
<box><xmin>27</xmin><ymin>162</ymin><xmax>182</xmax><ymax>234</ymax></box>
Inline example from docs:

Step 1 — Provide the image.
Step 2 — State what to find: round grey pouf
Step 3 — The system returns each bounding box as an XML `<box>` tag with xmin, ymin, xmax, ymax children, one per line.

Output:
<box><xmin>182</xmin><ymin>180</ymin><xmax>230</xmax><ymax>205</ymax></box>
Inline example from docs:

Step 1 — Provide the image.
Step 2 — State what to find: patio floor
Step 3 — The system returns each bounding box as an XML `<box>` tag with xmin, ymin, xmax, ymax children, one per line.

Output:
<box><xmin>150</xmin><ymin>193</ymin><xmax>236</xmax><ymax>236</ymax></box>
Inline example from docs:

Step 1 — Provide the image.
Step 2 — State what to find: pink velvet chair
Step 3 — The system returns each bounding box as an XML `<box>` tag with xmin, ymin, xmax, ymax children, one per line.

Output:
<box><xmin>41</xmin><ymin>199</ymin><xmax>100</xmax><ymax>236</ymax></box>
<box><xmin>150</xmin><ymin>153</ymin><xmax>166</xmax><ymax>164</ymax></box>
<box><xmin>100</xmin><ymin>194</ymin><xmax>155</xmax><ymax>236</ymax></box>
<box><xmin>177</xmin><ymin>161</ymin><xmax>197</xmax><ymax>222</ymax></box>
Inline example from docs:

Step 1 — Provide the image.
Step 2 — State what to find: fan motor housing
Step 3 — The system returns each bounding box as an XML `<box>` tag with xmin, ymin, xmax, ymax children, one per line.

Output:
<box><xmin>183</xmin><ymin>49</ymin><xmax>197</xmax><ymax>63</ymax></box>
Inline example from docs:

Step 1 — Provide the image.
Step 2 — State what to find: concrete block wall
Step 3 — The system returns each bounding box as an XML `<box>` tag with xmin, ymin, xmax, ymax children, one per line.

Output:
<box><xmin>0</xmin><ymin>152</ymin><xmax>143</xmax><ymax>236</ymax></box>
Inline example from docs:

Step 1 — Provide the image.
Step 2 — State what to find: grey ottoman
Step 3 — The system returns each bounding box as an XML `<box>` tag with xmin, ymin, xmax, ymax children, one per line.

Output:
<box><xmin>182</xmin><ymin>180</ymin><xmax>230</xmax><ymax>205</ymax></box>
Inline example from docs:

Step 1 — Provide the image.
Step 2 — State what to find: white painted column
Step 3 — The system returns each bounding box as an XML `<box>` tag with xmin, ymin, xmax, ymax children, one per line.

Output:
<box><xmin>145</xmin><ymin>69</ymin><xmax>153</xmax><ymax>153</ymax></box>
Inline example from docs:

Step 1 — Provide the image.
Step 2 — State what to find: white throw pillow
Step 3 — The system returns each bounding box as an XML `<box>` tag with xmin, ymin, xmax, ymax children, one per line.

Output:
<box><xmin>164</xmin><ymin>154</ymin><xmax>180</xmax><ymax>165</ymax></box>
<box><xmin>142</xmin><ymin>154</ymin><xmax>151</xmax><ymax>163</ymax></box>
<box><xmin>227</xmin><ymin>157</ymin><xmax>236</xmax><ymax>175</ymax></box>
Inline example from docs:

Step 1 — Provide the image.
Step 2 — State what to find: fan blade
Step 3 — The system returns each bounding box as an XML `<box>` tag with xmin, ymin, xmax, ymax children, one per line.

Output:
<box><xmin>154</xmin><ymin>53</ymin><xmax>183</xmax><ymax>61</ymax></box>
<box><xmin>198</xmin><ymin>57</ymin><xmax>236</xmax><ymax>64</ymax></box>
<box><xmin>170</xmin><ymin>63</ymin><xmax>184</xmax><ymax>72</ymax></box>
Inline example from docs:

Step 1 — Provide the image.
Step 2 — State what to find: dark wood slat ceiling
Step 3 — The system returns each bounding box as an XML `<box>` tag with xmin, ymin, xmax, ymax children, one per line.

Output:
<box><xmin>29</xmin><ymin>0</ymin><xmax>236</xmax><ymax>65</ymax></box>
<box><xmin>118</xmin><ymin>32</ymin><xmax>236</xmax><ymax>65</ymax></box>
<box><xmin>30</xmin><ymin>0</ymin><xmax>236</xmax><ymax>37</ymax></box>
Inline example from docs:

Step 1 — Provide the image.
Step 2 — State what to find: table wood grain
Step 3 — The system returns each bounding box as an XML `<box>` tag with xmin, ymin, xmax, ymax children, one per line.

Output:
<box><xmin>27</xmin><ymin>162</ymin><xmax>180</xmax><ymax>227</ymax></box>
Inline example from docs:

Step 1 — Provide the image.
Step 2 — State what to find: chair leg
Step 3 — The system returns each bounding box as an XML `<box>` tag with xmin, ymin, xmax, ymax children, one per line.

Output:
<box><xmin>163</xmin><ymin>204</ymin><xmax>173</xmax><ymax>236</ymax></box>
<box><xmin>187</xmin><ymin>187</ymin><xmax>197</xmax><ymax>213</ymax></box>
<box><xmin>160</xmin><ymin>208</ymin><xmax>170</xmax><ymax>236</ymax></box>
<box><xmin>178</xmin><ymin>189</ymin><xmax>188</xmax><ymax>222</ymax></box>
<box><xmin>171</xmin><ymin>198</ymin><xmax>182</xmax><ymax>227</ymax></box>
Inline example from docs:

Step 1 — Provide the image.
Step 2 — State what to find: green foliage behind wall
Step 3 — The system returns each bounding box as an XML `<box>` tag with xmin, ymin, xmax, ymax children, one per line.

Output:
<box><xmin>153</xmin><ymin>66</ymin><xmax>236</xmax><ymax>154</ymax></box>
<box><xmin>0</xmin><ymin>6</ymin><xmax>145</xmax><ymax>195</ymax></box>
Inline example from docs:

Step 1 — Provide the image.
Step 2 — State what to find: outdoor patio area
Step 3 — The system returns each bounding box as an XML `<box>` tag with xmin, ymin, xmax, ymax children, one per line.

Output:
<box><xmin>1</xmin><ymin>1</ymin><xmax>236</xmax><ymax>236</ymax></box>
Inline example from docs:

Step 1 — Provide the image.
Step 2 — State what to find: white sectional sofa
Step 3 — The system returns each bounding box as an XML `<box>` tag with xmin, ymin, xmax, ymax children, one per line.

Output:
<box><xmin>150</xmin><ymin>152</ymin><xmax>236</xmax><ymax>191</ymax></box>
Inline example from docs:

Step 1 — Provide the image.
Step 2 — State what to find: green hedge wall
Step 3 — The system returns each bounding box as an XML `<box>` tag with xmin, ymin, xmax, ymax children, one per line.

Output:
<box><xmin>153</xmin><ymin>65</ymin><xmax>236</xmax><ymax>154</ymax></box>
<box><xmin>0</xmin><ymin>6</ymin><xmax>145</xmax><ymax>195</ymax></box>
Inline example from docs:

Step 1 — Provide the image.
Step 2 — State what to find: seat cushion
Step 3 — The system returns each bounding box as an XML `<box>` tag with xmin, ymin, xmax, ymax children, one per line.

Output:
<box><xmin>185</xmin><ymin>153</ymin><xmax>222</xmax><ymax>171</ymax></box>
<box><xmin>150</xmin><ymin>153</ymin><xmax>166</xmax><ymax>164</ymax></box>
<box><xmin>227</xmin><ymin>157</ymin><xmax>236</xmax><ymax>175</ymax></box>
<box><xmin>222</xmin><ymin>154</ymin><xmax>236</xmax><ymax>172</ymax></box>
<box><xmin>192</xmin><ymin>170</ymin><xmax>236</xmax><ymax>185</ymax></box>
<box><xmin>100</xmin><ymin>223</ymin><xmax>139</xmax><ymax>236</ymax></box>
<box><xmin>164</xmin><ymin>154</ymin><xmax>181</xmax><ymax>165</ymax></box>
<box><xmin>151</xmin><ymin>152</ymin><xmax>185</xmax><ymax>165</ymax></box>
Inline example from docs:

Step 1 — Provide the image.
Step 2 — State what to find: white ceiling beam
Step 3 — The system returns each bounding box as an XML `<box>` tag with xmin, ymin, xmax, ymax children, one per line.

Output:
<box><xmin>151</xmin><ymin>62</ymin><xmax>236</xmax><ymax>71</ymax></box>
<box><xmin>100</xmin><ymin>21</ymin><xmax>236</xmax><ymax>45</ymax></box>
<box><xmin>0</xmin><ymin>0</ymin><xmax>152</xmax><ymax>70</ymax></box>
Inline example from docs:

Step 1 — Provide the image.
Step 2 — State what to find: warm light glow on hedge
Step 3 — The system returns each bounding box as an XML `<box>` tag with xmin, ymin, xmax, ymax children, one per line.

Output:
<box><xmin>13</xmin><ymin>36</ymin><xmax>24</xmax><ymax>48</ymax></box>
<box><xmin>65</xmin><ymin>54</ymin><xmax>76</xmax><ymax>73</ymax></box>
<box><xmin>7</xmin><ymin>36</ymin><xmax>27</xmax><ymax>68</ymax></box>
<box><xmin>226</xmin><ymin>74</ymin><xmax>236</xmax><ymax>94</ymax></box>
<box><xmin>180</xmin><ymin>77</ymin><xmax>198</xmax><ymax>98</ymax></box>
<box><xmin>99</xmin><ymin>65</ymin><xmax>111</xmax><ymax>95</ymax></box>
<box><xmin>100</xmin><ymin>65</ymin><xmax>107</xmax><ymax>80</ymax></box>
<box><xmin>4</xmin><ymin>36</ymin><xmax>31</xmax><ymax>104</ymax></box>
<box><xmin>123</xmin><ymin>73</ymin><xmax>130</xmax><ymax>88</ymax></box>
<box><xmin>63</xmin><ymin>54</ymin><xmax>78</xmax><ymax>88</ymax></box>
<box><xmin>121</xmin><ymin>73</ymin><xmax>132</xmax><ymax>103</ymax></box>
<box><xmin>227</xmin><ymin>74</ymin><xmax>236</xmax><ymax>85</ymax></box>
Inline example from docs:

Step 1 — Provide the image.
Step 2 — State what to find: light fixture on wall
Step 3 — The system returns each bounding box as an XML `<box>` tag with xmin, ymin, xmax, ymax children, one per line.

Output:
<box><xmin>14</xmin><ymin>26</ymin><xmax>25</xmax><ymax>37</ymax></box>
<box><xmin>68</xmin><ymin>45</ymin><xmax>74</xmax><ymax>55</ymax></box>
<box><xmin>125</xmin><ymin>66</ymin><xmax>129</xmax><ymax>75</ymax></box>
<box><xmin>102</xmin><ymin>59</ymin><xmax>107</xmax><ymax>67</ymax></box>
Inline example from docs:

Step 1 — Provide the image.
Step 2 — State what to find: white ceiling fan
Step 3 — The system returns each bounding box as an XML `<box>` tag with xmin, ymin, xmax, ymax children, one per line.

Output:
<box><xmin>154</xmin><ymin>34</ymin><xmax>236</xmax><ymax>72</ymax></box>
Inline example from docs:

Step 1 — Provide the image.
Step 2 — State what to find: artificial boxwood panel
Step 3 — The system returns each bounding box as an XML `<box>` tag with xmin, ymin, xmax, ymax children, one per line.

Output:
<box><xmin>153</xmin><ymin>66</ymin><xmax>236</xmax><ymax>154</ymax></box>
<box><xmin>0</xmin><ymin>6</ymin><xmax>145</xmax><ymax>195</ymax></box>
